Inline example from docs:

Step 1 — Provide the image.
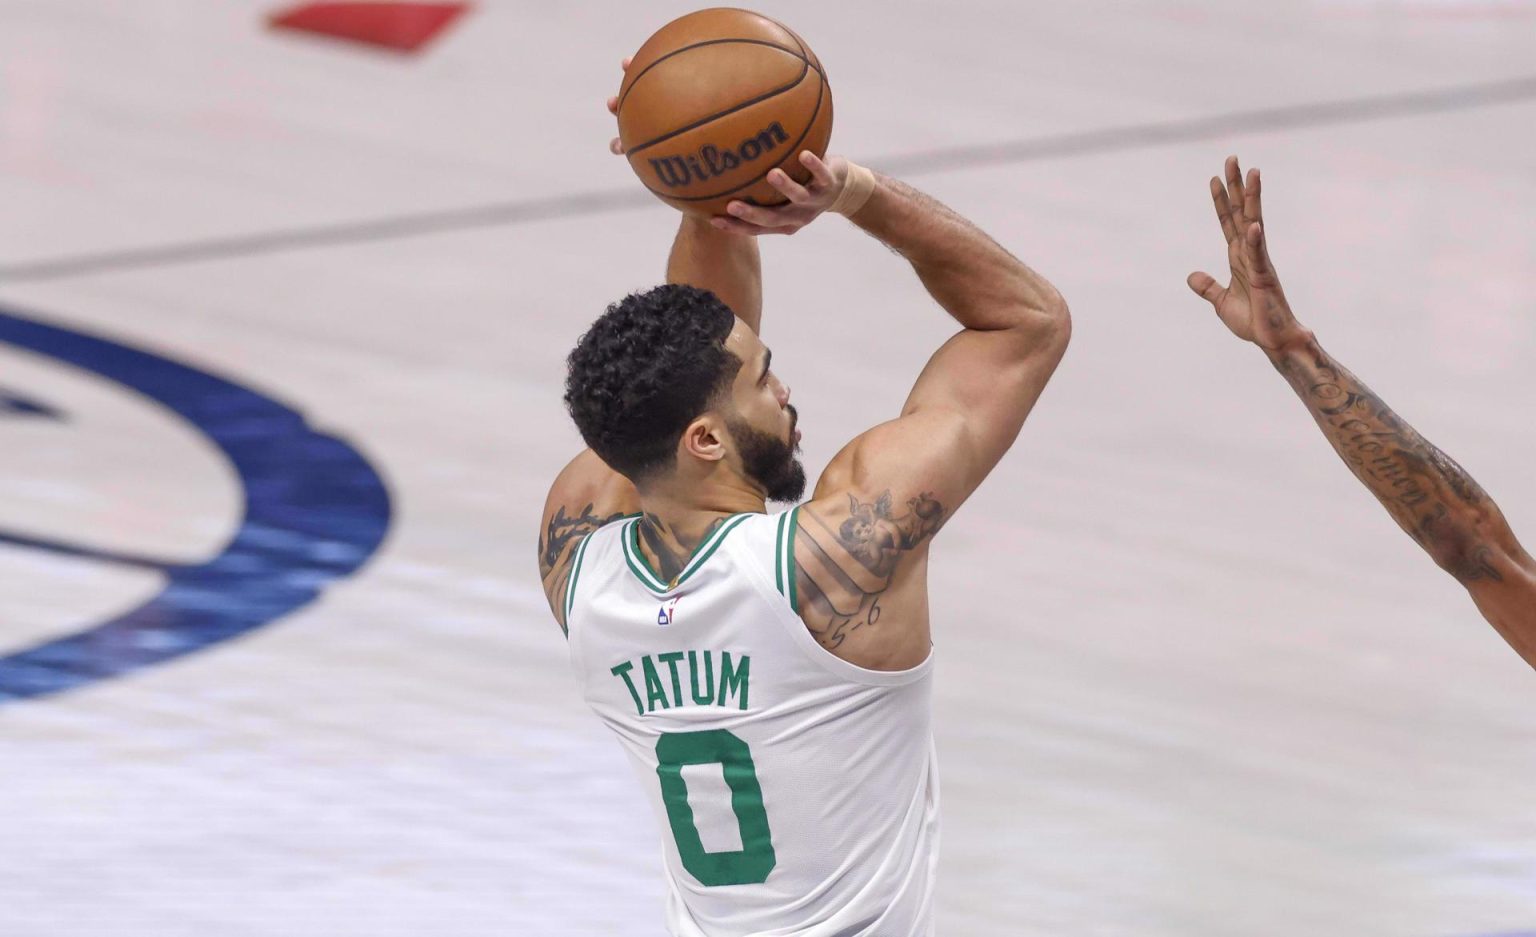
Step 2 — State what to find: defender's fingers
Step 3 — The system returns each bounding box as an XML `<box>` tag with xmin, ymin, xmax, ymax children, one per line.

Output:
<box><xmin>766</xmin><ymin>168</ymin><xmax>810</xmax><ymax>203</ymax></box>
<box><xmin>1244</xmin><ymin>167</ymin><xmax>1263</xmax><ymax>226</ymax></box>
<box><xmin>1187</xmin><ymin>271</ymin><xmax>1226</xmax><ymax>305</ymax></box>
<box><xmin>609</xmin><ymin>136</ymin><xmax>623</xmax><ymax>155</ymax></box>
<box><xmin>1243</xmin><ymin>223</ymin><xmax>1272</xmax><ymax>276</ymax></box>
<box><xmin>1225</xmin><ymin>156</ymin><xmax>1246</xmax><ymax>224</ymax></box>
<box><xmin>799</xmin><ymin>151</ymin><xmax>836</xmax><ymax>188</ymax></box>
<box><xmin>621</xmin><ymin>56</ymin><xmax>632</xmax><ymax>70</ymax></box>
<box><xmin>1211</xmin><ymin>177</ymin><xmax>1239</xmax><ymax>243</ymax></box>
<box><xmin>606</xmin><ymin>94</ymin><xmax>619</xmax><ymax>114</ymax></box>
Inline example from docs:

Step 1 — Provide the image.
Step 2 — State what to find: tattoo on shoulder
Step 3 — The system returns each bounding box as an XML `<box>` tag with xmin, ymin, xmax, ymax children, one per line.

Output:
<box><xmin>795</xmin><ymin>490</ymin><xmax>945</xmax><ymax>650</ymax></box>
<box><xmin>539</xmin><ymin>502</ymin><xmax>626</xmax><ymax>579</ymax></box>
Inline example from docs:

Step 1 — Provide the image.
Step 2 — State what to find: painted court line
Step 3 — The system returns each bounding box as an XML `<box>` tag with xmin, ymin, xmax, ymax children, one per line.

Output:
<box><xmin>0</xmin><ymin>74</ymin><xmax>1532</xmax><ymax>283</ymax></box>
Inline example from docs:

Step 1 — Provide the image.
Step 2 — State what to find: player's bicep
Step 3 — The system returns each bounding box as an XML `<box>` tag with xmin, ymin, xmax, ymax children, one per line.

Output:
<box><xmin>901</xmin><ymin>324</ymin><xmax>1068</xmax><ymax>482</ymax></box>
<box><xmin>811</xmin><ymin>411</ymin><xmax>970</xmax><ymax>538</ymax></box>
<box><xmin>538</xmin><ymin>451</ymin><xmax>639</xmax><ymax>629</ymax></box>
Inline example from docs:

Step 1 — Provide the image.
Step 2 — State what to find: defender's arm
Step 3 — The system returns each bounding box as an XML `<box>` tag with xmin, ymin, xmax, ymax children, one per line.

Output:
<box><xmin>1268</xmin><ymin>336</ymin><xmax>1536</xmax><ymax>666</ymax></box>
<box><xmin>1188</xmin><ymin>156</ymin><xmax>1536</xmax><ymax>668</ymax></box>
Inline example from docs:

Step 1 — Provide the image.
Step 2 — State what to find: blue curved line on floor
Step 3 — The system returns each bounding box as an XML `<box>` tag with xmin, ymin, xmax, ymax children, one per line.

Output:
<box><xmin>0</xmin><ymin>306</ymin><xmax>391</xmax><ymax>703</ymax></box>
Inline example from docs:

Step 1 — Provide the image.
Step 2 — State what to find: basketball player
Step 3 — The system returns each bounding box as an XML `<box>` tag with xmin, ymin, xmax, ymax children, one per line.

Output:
<box><xmin>1188</xmin><ymin>156</ymin><xmax>1536</xmax><ymax>668</ymax></box>
<box><xmin>536</xmin><ymin>127</ymin><xmax>1068</xmax><ymax>933</ymax></box>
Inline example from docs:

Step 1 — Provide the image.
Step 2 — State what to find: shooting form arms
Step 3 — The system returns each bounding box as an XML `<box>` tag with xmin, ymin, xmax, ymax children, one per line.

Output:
<box><xmin>726</xmin><ymin>163</ymin><xmax>1071</xmax><ymax>669</ymax></box>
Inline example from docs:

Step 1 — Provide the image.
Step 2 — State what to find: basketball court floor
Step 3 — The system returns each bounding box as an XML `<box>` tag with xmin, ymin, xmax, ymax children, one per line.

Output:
<box><xmin>2</xmin><ymin>1</ymin><xmax>1534</xmax><ymax>934</ymax></box>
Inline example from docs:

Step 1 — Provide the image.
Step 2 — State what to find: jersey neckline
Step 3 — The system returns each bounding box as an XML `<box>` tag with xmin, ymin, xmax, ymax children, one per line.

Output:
<box><xmin>621</xmin><ymin>513</ymin><xmax>755</xmax><ymax>594</ymax></box>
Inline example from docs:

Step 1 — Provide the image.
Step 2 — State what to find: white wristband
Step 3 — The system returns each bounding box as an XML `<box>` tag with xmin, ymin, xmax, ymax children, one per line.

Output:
<box><xmin>829</xmin><ymin>162</ymin><xmax>877</xmax><ymax>217</ymax></box>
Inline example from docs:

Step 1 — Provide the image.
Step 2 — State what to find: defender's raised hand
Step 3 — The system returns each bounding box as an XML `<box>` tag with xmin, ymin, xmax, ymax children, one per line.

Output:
<box><xmin>1187</xmin><ymin>156</ymin><xmax>1308</xmax><ymax>352</ymax></box>
<box><xmin>1182</xmin><ymin>155</ymin><xmax>1536</xmax><ymax>669</ymax></box>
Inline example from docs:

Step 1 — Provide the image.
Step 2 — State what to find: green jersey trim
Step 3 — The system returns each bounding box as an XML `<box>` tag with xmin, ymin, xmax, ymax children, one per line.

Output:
<box><xmin>786</xmin><ymin>506</ymin><xmax>800</xmax><ymax>609</ymax></box>
<box><xmin>622</xmin><ymin>513</ymin><xmax>753</xmax><ymax>594</ymax></box>
<box><xmin>774</xmin><ymin>507</ymin><xmax>802</xmax><ymax>607</ymax></box>
<box><xmin>562</xmin><ymin>528</ymin><xmax>598</xmax><ymax>631</ymax></box>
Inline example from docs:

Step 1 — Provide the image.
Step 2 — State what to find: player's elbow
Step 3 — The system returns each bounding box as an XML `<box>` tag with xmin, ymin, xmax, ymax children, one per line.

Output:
<box><xmin>1421</xmin><ymin>508</ymin><xmax>1522</xmax><ymax>587</ymax></box>
<box><xmin>1045</xmin><ymin>294</ymin><xmax>1071</xmax><ymax>351</ymax></box>
<box><xmin>1017</xmin><ymin>290</ymin><xmax>1071</xmax><ymax>358</ymax></box>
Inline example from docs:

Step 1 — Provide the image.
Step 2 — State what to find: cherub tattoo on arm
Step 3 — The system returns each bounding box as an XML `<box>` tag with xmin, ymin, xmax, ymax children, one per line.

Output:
<box><xmin>795</xmin><ymin>491</ymin><xmax>945</xmax><ymax>650</ymax></box>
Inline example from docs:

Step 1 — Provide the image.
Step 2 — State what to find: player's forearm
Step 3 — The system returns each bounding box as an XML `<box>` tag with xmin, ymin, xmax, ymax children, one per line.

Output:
<box><xmin>666</xmin><ymin>215</ymin><xmax>763</xmax><ymax>332</ymax></box>
<box><xmin>1267</xmin><ymin>333</ymin><xmax>1530</xmax><ymax>585</ymax></box>
<box><xmin>849</xmin><ymin>173</ymin><xmax>1066</xmax><ymax>335</ymax></box>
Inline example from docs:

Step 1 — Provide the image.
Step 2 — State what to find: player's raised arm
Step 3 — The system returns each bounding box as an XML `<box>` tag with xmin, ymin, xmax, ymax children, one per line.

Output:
<box><xmin>665</xmin><ymin>214</ymin><xmax>762</xmax><ymax>333</ymax></box>
<box><xmin>721</xmin><ymin>157</ymin><xmax>1071</xmax><ymax>669</ymax></box>
<box><xmin>541</xmin><ymin>61</ymin><xmax>851</xmax><ymax>630</ymax></box>
<box><xmin>540</xmin><ymin>68</ymin><xmax>780</xmax><ymax>631</ymax></box>
<box><xmin>1187</xmin><ymin>156</ymin><xmax>1536</xmax><ymax>668</ymax></box>
<box><xmin>539</xmin><ymin>220</ymin><xmax>772</xmax><ymax>628</ymax></box>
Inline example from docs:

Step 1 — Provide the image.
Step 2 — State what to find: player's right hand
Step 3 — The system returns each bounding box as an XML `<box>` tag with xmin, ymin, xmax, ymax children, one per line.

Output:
<box><xmin>1187</xmin><ymin>156</ymin><xmax>1310</xmax><ymax>353</ymax></box>
<box><xmin>709</xmin><ymin>151</ymin><xmax>850</xmax><ymax>237</ymax></box>
<box><xmin>606</xmin><ymin>57</ymin><xmax>632</xmax><ymax>155</ymax></box>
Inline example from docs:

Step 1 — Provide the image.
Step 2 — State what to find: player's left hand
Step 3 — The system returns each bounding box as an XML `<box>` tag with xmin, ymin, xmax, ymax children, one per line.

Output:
<box><xmin>605</xmin><ymin>57</ymin><xmax>633</xmax><ymax>155</ymax></box>
<box><xmin>709</xmin><ymin>151</ymin><xmax>849</xmax><ymax>237</ymax></box>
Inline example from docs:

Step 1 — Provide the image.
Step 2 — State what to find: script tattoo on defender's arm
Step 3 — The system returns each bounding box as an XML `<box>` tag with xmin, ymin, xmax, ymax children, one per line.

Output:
<box><xmin>795</xmin><ymin>491</ymin><xmax>945</xmax><ymax>650</ymax></box>
<box><xmin>539</xmin><ymin>502</ymin><xmax>627</xmax><ymax>596</ymax></box>
<box><xmin>1272</xmin><ymin>344</ymin><xmax>1504</xmax><ymax>584</ymax></box>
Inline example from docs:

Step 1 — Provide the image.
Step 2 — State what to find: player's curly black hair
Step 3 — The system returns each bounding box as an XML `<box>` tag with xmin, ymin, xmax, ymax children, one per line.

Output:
<box><xmin>565</xmin><ymin>284</ymin><xmax>742</xmax><ymax>481</ymax></box>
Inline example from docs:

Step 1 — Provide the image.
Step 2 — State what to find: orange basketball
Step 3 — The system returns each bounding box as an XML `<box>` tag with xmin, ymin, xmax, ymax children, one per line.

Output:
<box><xmin>616</xmin><ymin>8</ymin><xmax>833</xmax><ymax>217</ymax></box>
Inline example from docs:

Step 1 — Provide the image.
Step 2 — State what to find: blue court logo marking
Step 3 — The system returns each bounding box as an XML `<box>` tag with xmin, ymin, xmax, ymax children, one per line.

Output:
<box><xmin>0</xmin><ymin>306</ymin><xmax>392</xmax><ymax>704</ymax></box>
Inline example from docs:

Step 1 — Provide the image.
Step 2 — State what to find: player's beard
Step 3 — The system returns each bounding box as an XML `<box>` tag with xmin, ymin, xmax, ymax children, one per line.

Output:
<box><xmin>729</xmin><ymin>405</ymin><xmax>805</xmax><ymax>504</ymax></box>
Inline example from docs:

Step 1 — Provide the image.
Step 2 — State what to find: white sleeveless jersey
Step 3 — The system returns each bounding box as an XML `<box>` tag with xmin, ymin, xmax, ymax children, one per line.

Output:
<box><xmin>565</xmin><ymin>509</ymin><xmax>938</xmax><ymax>937</ymax></box>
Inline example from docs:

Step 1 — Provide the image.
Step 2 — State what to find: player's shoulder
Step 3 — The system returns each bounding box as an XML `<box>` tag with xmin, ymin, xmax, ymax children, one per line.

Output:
<box><xmin>538</xmin><ymin>451</ymin><xmax>640</xmax><ymax>630</ymax></box>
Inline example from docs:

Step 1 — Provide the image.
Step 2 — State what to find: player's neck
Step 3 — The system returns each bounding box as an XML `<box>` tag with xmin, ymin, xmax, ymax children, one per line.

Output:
<box><xmin>634</xmin><ymin>474</ymin><xmax>765</xmax><ymax>583</ymax></box>
<box><xmin>639</xmin><ymin>462</ymin><xmax>767</xmax><ymax>518</ymax></box>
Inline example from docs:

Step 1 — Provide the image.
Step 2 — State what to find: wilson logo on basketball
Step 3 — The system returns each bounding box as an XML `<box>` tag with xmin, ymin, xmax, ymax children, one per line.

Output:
<box><xmin>648</xmin><ymin>121</ymin><xmax>790</xmax><ymax>189</ymax></box>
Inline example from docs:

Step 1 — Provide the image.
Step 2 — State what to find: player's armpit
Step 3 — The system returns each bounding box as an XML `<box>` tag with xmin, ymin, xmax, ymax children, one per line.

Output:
<box><xmin>793</xmin><ymin>409</ymin><xmax>979</xmax><ymax>671</ymax></box>
<box><xmin>538</xmin><ymin>450</ymin><xmax>640</xmax><ymax>631</ymax></box>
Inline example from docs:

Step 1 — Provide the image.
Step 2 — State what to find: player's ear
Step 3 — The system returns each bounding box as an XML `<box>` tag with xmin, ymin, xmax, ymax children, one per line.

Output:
<box><xmin>679</xmin><ymin>415</ymin><xmax>727</xmax><ymax>465</ymax></box>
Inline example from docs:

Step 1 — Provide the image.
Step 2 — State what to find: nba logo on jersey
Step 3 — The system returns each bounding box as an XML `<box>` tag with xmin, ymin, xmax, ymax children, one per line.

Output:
<box><xmin>657</xmin><ymin>597</ymin><xmax>679</xmax><ymax>627</ymax></box>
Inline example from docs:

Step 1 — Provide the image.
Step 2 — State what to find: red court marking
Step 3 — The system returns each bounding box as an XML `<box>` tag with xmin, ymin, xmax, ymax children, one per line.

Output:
<box><xmin>267</xmin><ymin>2</ymin><xmax>471</xmax><ymax>54</ymax></box>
